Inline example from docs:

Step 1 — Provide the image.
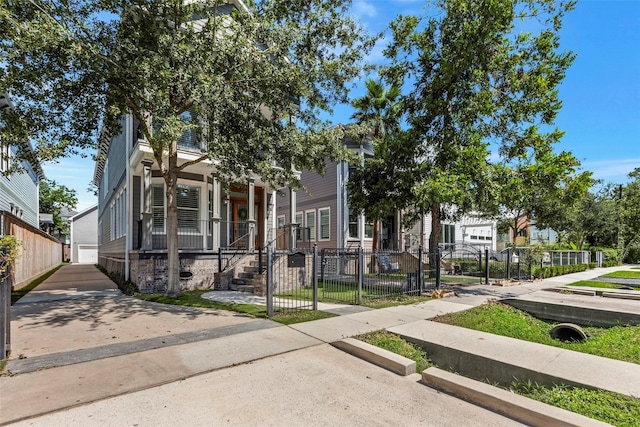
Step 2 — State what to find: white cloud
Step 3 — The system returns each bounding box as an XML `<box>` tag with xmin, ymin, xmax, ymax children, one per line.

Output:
<box><xmin>581</xmin><ymin>158</ymin><xmax>639</xmax><ymax>184</ymax></box>
<box><xmin>352</xmin><ymin>1</ymin><xmax>378</xmax><ymax>19</ymax></box>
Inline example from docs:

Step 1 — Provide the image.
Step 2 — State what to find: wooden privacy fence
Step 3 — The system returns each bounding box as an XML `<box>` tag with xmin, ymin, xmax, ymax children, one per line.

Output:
<box><xmin>1</xmin><ymin>211</ymin><xmax>63</xmax><ymax>289</ymax></box>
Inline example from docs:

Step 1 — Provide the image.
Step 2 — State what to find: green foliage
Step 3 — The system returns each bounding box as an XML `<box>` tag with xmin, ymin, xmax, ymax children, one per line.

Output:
<box><xmin>271</xmin><ymin>310</ymin><xmax>337</xmax><ymax>325</ymax></box>
<box><xmin>0</xmin><ymin>235</ymin><xmax>21</xmax><ymax>281</ymax></box>
<box><xmin>433</xmin><ymin>301</ymin><xmax>640</xmax><ymax>364</ymax></box>
<box><xmin>603</xmin><ymin>270</ymin><xmax>640</xmax><ymax>279</ymax></box>
<box><xmin>38</xmin><ymin>179</ymin><xmax>78</xmax><ymax>237</ymax></box>
<box><xmin>95</xmin><ymin>264</ymin><xmax>138</xmax><ymax>295</ymax></box>
<box><xmin>1</xmin><ymin>0</ymin><xmax>376</xmax><ymax>296</ymax></box>
<box><xmin>531</xmin><ymin>263</ymin><xmax>589</xmax><ymax>279</ymax></box>
<box><xmin>380</xmin><ymin>0</ymin><xmax>580</xmax><ymax>248</ymax></box>
<box><xmin>512</xmin><ymin>381</ymin><xmax>640</xmax><ymax>427</ymax></box>
<box><xmin>619</xmin><ymin>169</ymin><xmax>640</xmax><ymax>263</ymax></box>
<box><xmin>566</xmin><ymin>280</ymin><xmax>632</xmax><ymax>290</ymax></box>
<box><xmin>357</xmin><ymin>330</ymin><xmax>432</xmax><ymax>373</ymax></box>
<box><xmin>137</xmin><ymin>290</ymin><xmax>268</xmax><ymax>317</ymax></box>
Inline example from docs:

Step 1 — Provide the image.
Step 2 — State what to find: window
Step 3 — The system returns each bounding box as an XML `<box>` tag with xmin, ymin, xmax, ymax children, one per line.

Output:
<box><xmin>364</xmin><ymin>216</ymin><xmax>374</xmax><ymax>239</ymax></box>
<box><xmin>0</xmin><ymin>143</ymin><xmax>10</xmax><ymax>173</ymax></box>
<box><xmin>177</xmin><ymin>109</ymin><xmax>201</xmax><ymax>150</ymax></box>
<box><xmin>295</xmin><ymin>212</ymin><xmax>303</xmax><ymax>241</ymax></box>
<box><xmin>110</xmin><ymin>189</ymin><xmax>127</xmax><ymax>240</ymax></box>
<box><xmin>441</xmin><ymin>224</ymin><xmax>455</xmax><ymax>245</ymax></box>
<box><xmin>152</xmin><ymin>183</ymin><xmax>201</xmax><ymax>232</ymax></box>
<box><xmin>277</xmin><ymin>215</ymin><xmax>285</xmax><ymax>228</ymax></box>
<box><xmin>348</xmin><ymin>210</ymin><xmax>359</xmax><ymax>239</ymax></box>
<box><xmin>177</xmin><ymin>185</ymin><xmax>200</xmax><ymax>231</ymax></box>
<box><xmin>305</xmin><ymin>210</ymin><xmax>316</xmax><ymax>241</ymax></box>
<box><xmin>319</xmin><ymin>208</ymin><xmax>330</xmax><ymax>240</ymax></box>
<box><xmin>152</xmin><ymin>184</ymin><xmax>165</xmax><ymax>232</ymax></box>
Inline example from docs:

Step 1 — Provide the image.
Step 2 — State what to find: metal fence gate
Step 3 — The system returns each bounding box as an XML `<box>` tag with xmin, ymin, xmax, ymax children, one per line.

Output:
<box><xmin>266</xmin><ymin>245</ymin><xmax>317</xmax><ymax>317</ymax></box>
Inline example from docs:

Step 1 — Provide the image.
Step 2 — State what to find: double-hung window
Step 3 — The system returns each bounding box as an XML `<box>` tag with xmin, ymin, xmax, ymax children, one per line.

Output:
<box><xmin>305</xmin><ymin>210</ymin><xmax>316</xmax><ymax>241</ymax></box>
<box><xmin>152</xmin><ymin>183</ymin><xmax>201</xmax><ymax>233</ymax></box>
<box><xmin>319</xmin><ymin>208</ymin><xmax>330</xmax><ymax>240</ymax></box>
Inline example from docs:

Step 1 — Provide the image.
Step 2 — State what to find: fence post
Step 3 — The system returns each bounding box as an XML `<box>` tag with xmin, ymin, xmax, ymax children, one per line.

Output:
<box><xmin>357</xmin><ymin>246</ymin><xmax>363</xmax><ymax>305</ymax></box>
<box><xmin>506</xmin><ymin>248</ymin><xmax>511</xmax><ymax>280</ymax></box>
<box><xmin>320</xmin><ymin>248</ymin><xmax>325</xmax><ymax>283</ymax></box>
<box><xmin>0</xmin><ymin>266</ymin><xmax>10</xmax><ymax>359</ymax></box>
<box><xmin>516</xmin><ymin>248</ymin><xmax>521</xmax><ymax>280</ymax></box>
<box><xmin>435</xmin><ymin>247</ymin><xmax>441</xmax><ymax>290</ymax></box>
<box><xmin>312</xmin><ymin>244</ymin><xmax>318</xmax><ymax>311</ymax></box>
<box><xmin>266</xmin><ymin>245</ymin><xmax>273</xmax><ymax>318</ymax></box>
<box><xmin>418</xmin><ymin>246</ymin><xmax>424</xmax><ymax>293</ymax></box>
<box><xmin>484</xmin><ymin>249</ymin><xmax>490</xmax><ymax>284</ymax></box>
<box><xmin>218</xmin><ymin>250</ymin><xmax>222</xmax><ymax>273</ymax></box>
<box><xmin>258</xmin><ymin>246</ymin><xmax>263</xmax><ymax>274</ymax></box>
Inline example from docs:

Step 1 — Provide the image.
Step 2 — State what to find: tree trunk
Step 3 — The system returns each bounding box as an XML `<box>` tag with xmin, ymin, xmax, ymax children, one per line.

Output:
<box><xmin>372</xmin><ymin>219</ymin><xmax>380</xmax><ymax>252</ymax></box>
<box><xmin>428</xmin><ymin>202</ymin><xmax>441</xmax><ymax>278</ymax></box>
<box><xmin>164</xmin><ymin>145</ymin><xmax>181</xmax><ymax>297</ymax></box>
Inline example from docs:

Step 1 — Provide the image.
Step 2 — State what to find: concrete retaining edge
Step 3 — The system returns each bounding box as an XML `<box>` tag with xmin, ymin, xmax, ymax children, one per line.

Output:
<box><xmin>331</xmin><ymin>338</ymin><xmax>416</xmax><ymax>376</ymax></box>
<box><xmin>422</xmin><ymin>367</ymin><xmax>611</xmax><ymax>427</ymax></box>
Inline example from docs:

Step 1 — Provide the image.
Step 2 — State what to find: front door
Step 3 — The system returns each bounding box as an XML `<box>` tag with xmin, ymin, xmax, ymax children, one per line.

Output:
<box><xmin>231</xmin><ymin>200</ymin><xmax>261</xmax><ymax>248</ymax></box>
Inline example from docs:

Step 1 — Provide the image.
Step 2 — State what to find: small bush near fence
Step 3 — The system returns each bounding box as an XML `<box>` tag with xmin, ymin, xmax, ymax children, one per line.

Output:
<box><xmin>532</xmin><ymin>263</ymin><xmax>590</xmax><ymax>279</ymax></box>
<box><xmin>96</xmin><ymin>264</ymin><xmax>139</xmax><ymax>295</ymax></box>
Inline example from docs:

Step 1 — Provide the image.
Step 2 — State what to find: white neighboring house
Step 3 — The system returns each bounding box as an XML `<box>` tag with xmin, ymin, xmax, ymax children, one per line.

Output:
<box><xmin>410</xmin><ymin>212</ymin><xmax>498</xmax><ymax>252</ymax></box>
<box><xmin>69</xmin><ymin>204</ymin><xmax>98</xmax><ymax>264</ymax></box>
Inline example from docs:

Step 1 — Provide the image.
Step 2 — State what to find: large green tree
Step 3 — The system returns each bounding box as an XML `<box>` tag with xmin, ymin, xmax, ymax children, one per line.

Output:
<box><xmin>619</xmin><ymin>168</ymin><xmax>640</xmax><ymax>263</ymax></box>
<box><xmin>489</xmin><ymin>149</ymin><xmax>593</xmax><ymax>247</ymax></box>
<box><xmin>382</xmin><ymin>0</ymin><xmax>578</xmax><ymax>253</ymax></box>
<box><xmin>1</xmin><ymin>0</ymin><xmax>375</xmax><ymax>296</ymax></box>
<box><xmin>39</xmin><ymin>179</ymin><xmax>78</xmax><ymax>238</ymax></box>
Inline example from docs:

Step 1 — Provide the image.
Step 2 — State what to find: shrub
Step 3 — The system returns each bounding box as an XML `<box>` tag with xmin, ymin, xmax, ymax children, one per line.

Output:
<box><xmin>95</xmin><ymin>264</ymin><xmax>139</xmax><ymax>295</ymax></box>
<box><xmin>531</xmin><ymin>263</ymin><xmax>589</xmax><ymax>279</ymax></box>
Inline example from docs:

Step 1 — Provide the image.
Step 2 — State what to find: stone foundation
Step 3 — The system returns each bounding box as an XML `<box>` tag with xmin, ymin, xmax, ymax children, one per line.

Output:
<box><xmin>129</xmin><ymin>251</ymin><xmax>220</xmax><ymax>293</ymax></box>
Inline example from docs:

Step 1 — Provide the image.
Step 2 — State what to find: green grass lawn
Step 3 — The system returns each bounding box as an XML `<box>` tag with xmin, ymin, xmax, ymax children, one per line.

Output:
<box><xmin>136</xmin><ymin>290</ymin><xmax>337</xmax><ymax>325</ymax></box>
<box><xmin>358</xmin><ymin>306</ymin><xmax>640</xmax><ymax>426</ymax></box>
<box><xmin>276</xmin><ymin>284</ymin><xmax>432</xmax><ymax>307</ymax></box>
<box><xmin>11</xmin><ymin>263</ymin><xmax>66</xmax><ymax>304</ymax></box>
<box><xmin>356</xmin><ymin>330</ymin><xmax>432</xmax><ymax>372</ymax></box>
<box><xmin>511</xmin><ymin>381</ymin><xmax>640</xmax><ymax>427</ymax></box>
<box><xmin>432</xmin><ymin>301</ymin><xmax>640</xmax><ymax>364</ymax></box>
<box><xmin>565</xmin><ymin>280</ymin><xmax>628</xmax><ymax>289</ymax></box>
<box><xmin>603</xmin><ymin>270</ymin><xmax>640</xmax><ymax>279</ymax></box>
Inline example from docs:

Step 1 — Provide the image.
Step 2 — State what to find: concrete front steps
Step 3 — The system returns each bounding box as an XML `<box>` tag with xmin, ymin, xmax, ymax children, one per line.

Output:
<box><xmin>387</xmin><ymin>320</ymin><xmax>640</xmax><ymax>399</ymax></box>
<box><xmin>230</xmin><ymin>256</ymin><xmax>264</xmax><ymax>294</ymax></box>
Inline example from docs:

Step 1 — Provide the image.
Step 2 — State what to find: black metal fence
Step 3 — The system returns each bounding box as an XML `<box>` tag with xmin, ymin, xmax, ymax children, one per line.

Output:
<box><xmin>264</xmin><ymin>244</ymin><xmax>592</xmax><ymax>314</ymax></box>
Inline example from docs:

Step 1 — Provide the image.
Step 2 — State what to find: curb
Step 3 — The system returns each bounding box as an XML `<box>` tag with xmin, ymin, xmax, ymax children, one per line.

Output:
<box><xmin>330</xmin><ymin>338</ymin><xmax>416</xmax><ymax>376</ymax></box>
<box><xmin>422</xmin><ymin>367</ymin><xmax>611</xmax><ymax>427</ymax></box>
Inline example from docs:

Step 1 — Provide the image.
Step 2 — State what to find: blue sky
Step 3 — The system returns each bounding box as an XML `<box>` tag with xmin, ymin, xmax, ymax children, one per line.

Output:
<box><xmin>43</xmin><ymin>0</ymin><xmax>640</xmax><ymax>211</ymax></box>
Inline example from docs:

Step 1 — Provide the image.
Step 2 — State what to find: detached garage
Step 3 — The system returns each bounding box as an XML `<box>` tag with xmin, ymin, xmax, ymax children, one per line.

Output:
<box><xmin>77</xmin><ymin>244</ymin><xmax>98</xmax><ymax>264</ymax></box>
<box><xmin>70</xmin><ymin>205</ymin><xmax>98</xmax><ymax>264</ymax></box>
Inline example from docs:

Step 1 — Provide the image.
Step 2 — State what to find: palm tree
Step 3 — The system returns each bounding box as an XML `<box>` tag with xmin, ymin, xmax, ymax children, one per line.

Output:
<box><xmin>350</xmin><ymin>79</ymin><xmax>402</xmax><ymax>252</ymax></box>
<box><xmin>351</xmin><ymin>80</ymin><xmax>402</xmax><ymax>139</ymax></box>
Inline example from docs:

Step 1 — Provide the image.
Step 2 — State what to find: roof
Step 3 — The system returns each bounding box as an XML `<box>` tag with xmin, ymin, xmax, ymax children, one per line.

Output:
<box><xmin>69</xmin><ymin>204</ymin><xmax>98</xmax><ymax>222</ymax></box>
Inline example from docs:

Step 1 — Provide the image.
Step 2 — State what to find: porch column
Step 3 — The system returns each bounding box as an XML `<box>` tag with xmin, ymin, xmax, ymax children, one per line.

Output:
<box><xmin>289</xmin><ymin>188</ymin><xmax>297</xmax><ymax>250</ymax></box>
<box><xmin>247</xmin><ymin>177</ymin><xmax>256</xmax><ymax>251</ymax></box>
<box><xmin>211</xmin><ymin>172</ymin><xmax>221</xmax><ymax>250</ymax></box>
<box><xmin>141</xmin><ymin>158</ymin><xmax>154</xmax><ymax>250</ymax></box>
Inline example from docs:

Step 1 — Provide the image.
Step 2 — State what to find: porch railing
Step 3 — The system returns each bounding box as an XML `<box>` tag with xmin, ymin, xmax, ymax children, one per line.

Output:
<box><xmin>135</xmin><ymin>219</ymin><xmax>255</xmax><ymax>251</ymax></box>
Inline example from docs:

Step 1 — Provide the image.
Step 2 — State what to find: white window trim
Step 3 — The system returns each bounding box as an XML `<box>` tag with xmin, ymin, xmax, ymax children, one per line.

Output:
<box><xmin>305</xmin><ymin>209</ymin><xmax>316</xmax><ymax>241</ymax></box>
<box><xmin>151</xmin><ymin>179</ymin><xmax>207</xmax><ymax>235</ymax></box>
<box><xmin>319</xmin><ymin>207</ymin><xmax>330</xmax><ymax>241</ymax></box>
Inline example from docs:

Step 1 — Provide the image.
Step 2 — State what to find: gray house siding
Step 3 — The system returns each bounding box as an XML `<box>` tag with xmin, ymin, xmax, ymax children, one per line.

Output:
<box><xmin>97</xmin><ymin>117</ymin><xmax>128</xmax><ymax>260</ymax></box>
<box><xmin>0</xmin><ymin>146</ymin><xmax>40</xmax><ymax>227</ymax></box>
<box><xmin>70</xmin><ymin>205</ymin><xmax>98</xmax><ymax>263</ymax></box>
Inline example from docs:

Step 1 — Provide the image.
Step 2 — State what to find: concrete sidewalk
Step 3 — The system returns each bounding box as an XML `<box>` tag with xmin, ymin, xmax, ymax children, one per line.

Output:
<box><xmin>1</xmin><ymin>264</ymin><xmax>636</xmax><ymax>425</ymax></box>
